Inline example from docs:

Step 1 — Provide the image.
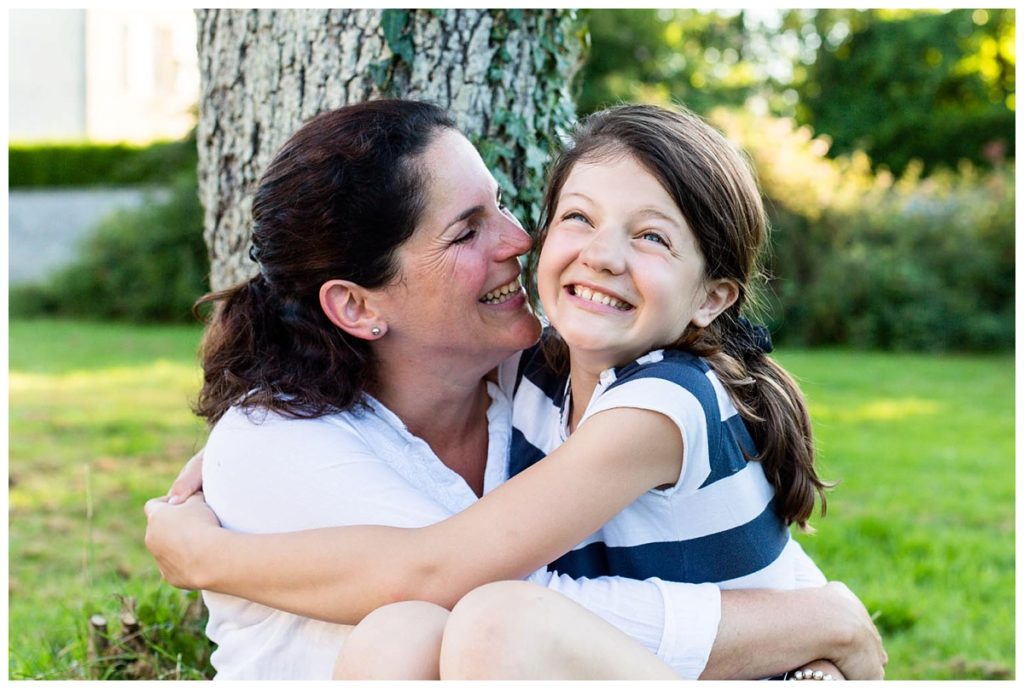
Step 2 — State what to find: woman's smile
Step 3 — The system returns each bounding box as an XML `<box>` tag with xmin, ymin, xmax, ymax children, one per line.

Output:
<box><xmin>480</xmin><ymin>276</ymin><xmax>526</xmax><ymax>307</ymax></box>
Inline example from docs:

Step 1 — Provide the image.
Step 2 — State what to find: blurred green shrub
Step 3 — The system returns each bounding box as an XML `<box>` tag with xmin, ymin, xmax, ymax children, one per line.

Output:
<box><xmin>9</xmin><ymin>136</ymin><xmax>197</xmax><ymax>187</ymax></box>
<box><xmin>10</xmin><ymin>173</ymin><xmax>209</xmax><ymax>323</ymax></box>
<box><xmin>716</xmin><ymin>109</ymin><xmax>1014</xmax><ymax>351</ymax></box>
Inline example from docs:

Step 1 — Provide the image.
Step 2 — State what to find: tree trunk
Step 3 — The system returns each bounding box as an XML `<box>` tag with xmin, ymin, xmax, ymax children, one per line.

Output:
<box><xmin>196</xmin><ymin>8</ymin><xmax>583</xmax><ymax>290</ymax></box>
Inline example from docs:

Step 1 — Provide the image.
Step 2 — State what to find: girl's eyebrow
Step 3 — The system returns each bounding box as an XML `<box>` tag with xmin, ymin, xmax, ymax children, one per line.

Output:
<box><xmin>557</xmin><ymin>190</ymin><xmax>594</xmax><ymax>204</ymax></box>
<box><xmin>632</xmin><ymin>206</ymin><xmax>684</xmax><ymax>226</ymax></box>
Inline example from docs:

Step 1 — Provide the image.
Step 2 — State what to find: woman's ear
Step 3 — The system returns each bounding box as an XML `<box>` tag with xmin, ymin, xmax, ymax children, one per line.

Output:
<box><xmin>319</xmin><ymin>280</ymin><xmax>385</xmax><ymax>340</ymax></box>
<box><xmin>691</xmin><ymin>279</ymin><xmax>740</xmax><ymax>328</ymax></box>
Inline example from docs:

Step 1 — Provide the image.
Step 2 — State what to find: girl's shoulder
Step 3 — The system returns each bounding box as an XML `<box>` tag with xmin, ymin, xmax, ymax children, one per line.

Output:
<box><xmin>609</xmin><ymin>348</ymin><xmax>712</xmax><ymax>391</ymax></box>
<box><xmin>603</xmin><ymin>349</ymin><xmax>728</xmax><ymax>422</ymax></box>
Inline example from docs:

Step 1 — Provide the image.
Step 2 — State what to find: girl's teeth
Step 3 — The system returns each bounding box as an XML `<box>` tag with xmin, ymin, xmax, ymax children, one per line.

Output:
<box><xmin>571</xmin><ymin>285</ymin><xmax>630</xmax><ymax>310</ymax></box>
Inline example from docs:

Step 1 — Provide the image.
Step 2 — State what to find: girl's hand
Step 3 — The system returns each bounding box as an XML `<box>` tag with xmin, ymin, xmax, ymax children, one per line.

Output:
<box><xmin>144</xmin><ymin>492</ymin><xmax>220</xmax><ymax>590</ymax></box>
<box><xmin>167</xmin><ymin>449</ymin><xmax>205</xmax><ymax>504</ymax></box>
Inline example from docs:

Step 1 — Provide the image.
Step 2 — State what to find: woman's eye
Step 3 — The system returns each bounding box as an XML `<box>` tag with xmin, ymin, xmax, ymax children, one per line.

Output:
<box><xmin>452</xmin><ymin>228</ymin><xmax>478</xmax><ymax>245</ymax></box>
<box><xmin>639</xmin><ymin>231</ymin><xmax>670</xmax><ymax>247</ymax></box>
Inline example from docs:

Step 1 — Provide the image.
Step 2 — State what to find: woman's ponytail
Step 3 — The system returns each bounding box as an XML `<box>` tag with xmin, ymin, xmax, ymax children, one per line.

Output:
<box><xmin>193</xmin><ymin>272</ymin><xmax>372</xmax><ymax>425</ymax></box>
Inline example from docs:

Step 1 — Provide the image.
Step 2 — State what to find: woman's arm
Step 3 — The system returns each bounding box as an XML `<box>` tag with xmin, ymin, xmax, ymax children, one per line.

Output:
<box><xmin>703</xmin><ymin>583</ymin><xmax>883</xmax><ymax>679</ymax></box>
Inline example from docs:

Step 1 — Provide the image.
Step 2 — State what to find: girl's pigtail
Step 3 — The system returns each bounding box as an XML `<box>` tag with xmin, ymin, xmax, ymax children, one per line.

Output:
<box><xmin>702</xmin><ymin>316</ymin><xmax>832</xmax><ymax>531</ymax></box>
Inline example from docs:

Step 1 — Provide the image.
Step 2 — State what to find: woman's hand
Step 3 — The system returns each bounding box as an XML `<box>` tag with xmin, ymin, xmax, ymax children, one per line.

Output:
<box><xmin>789</xmin><ymin>659</ymin><xmax>845</xmax><ymax>681</ymax></box>
<box><xmin>167</xmin><ymin>449</ymin><xmax>205</xmax><ymax>504</ymax></box>
<box><xmin>144</xmin><ymin>492</ymin><xmax>221</xmax><ymax>590</ymax></box>
<box><xmin>820</xmin><ymin>582</ymin><xmax>887</xmax><ymax>680</ymax></box>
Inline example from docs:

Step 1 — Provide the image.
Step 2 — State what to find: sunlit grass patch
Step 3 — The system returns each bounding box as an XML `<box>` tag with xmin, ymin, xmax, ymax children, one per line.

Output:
<box><xmin>777</xmin><ymin>349</ymin><xmax>1014</xmax><ymax>680</ymax></box>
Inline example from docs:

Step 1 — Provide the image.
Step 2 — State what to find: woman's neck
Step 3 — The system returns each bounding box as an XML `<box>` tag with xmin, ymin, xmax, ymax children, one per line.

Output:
<box><xmin>371</xmin><ymin>356</ymin><xmax>493</xmax><ymax>495</ymax></box>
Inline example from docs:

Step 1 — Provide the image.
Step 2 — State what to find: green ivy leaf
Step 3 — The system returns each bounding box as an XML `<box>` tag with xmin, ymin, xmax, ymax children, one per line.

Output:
<box><xmin>381</xmin><ymin>9</ymin><xmax>409</xmax><ymax>46</ymax></box>
<box><xmin>368</xmin><ymin>59</ymin><xmax>392</xmax><ymax>89</ymax></box>
<box><xmin>381</xmin><ymin>9</ymin><xmax>415</xmax><ymax>64</ymax></box>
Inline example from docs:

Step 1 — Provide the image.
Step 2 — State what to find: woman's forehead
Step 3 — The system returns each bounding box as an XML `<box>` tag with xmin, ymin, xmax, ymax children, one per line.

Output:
<box><xmin>418</xmin><ymin>130</ymin><xmax>497</xmax><ymax>226</ymax></box>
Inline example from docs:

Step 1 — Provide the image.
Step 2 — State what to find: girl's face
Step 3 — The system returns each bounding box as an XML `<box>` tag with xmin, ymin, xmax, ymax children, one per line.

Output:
<box><xmin>537</xmin><ymin>153</ymin><xmax>719</xmax><ymax>372</ymax></box>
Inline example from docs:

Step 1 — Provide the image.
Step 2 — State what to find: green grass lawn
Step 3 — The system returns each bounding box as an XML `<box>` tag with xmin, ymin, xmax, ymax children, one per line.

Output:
<box><xmin>9</xmin><ymin>319</ymin><xmax>211</xmax><ymax>679</ymax></box>
<box><xmin>8</xmin><ymin>319</ymin><xmax>1015</xmax><ymax>679</ymax></box>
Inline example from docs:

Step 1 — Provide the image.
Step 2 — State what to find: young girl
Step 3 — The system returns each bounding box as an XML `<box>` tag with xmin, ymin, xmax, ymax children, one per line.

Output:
<box><xmin>500</xmin><ymin>103</ymin><xmax>829</xmax><ymax>589</ymax></box>
<box><xmin>147</xmin><ymin>104</ymin><xmax>870</xmax><ymax>680</ymax></box>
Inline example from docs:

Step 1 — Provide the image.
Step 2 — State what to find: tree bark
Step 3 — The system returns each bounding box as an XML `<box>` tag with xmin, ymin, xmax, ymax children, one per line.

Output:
<box><xmin>196</xmin><ymin>9</ymin><xmax>582</xmax><ymax>290</ymax></box>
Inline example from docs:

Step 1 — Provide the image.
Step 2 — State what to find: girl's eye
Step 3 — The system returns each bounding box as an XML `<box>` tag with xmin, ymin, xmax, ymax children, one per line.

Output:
<box><xmin>562</xmin><ymin>211</ymin><xmax>590</xmax><ymax>225</ymax></box>
<box><xmin>497</xmin><ymin>189</ymin><xmax>508</xmax><ymax>211</ymax></box>
<box><xmin>639</xmin><ymin>231</ymin><xmax>670</xmax><ymax>248</ymax></box>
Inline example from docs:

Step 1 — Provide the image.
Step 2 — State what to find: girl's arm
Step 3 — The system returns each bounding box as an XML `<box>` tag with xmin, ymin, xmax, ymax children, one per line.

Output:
<box><xmin>153</xmin><ymin>407</ymin><xmax>684</xmax><ymax>617</ymax></box>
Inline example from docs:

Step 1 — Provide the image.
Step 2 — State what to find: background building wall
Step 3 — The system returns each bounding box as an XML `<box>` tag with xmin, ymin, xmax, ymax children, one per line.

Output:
<box><xmin>9</xmin><ymin>8</ymin><xmax>198</xmax><ymax>144</ymax></box>
<box><xmin>9</xmin><ymin>9</ymin><xmax>87</xmax><ymax>141</ymax></box>
<box><xmin>84</xmin><ymin>9</ymin><xmax>198</xmax><ymax>142</ymax></box>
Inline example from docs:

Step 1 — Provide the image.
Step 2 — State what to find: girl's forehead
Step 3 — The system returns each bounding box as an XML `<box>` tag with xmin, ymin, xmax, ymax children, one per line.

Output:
<box><xmin>560</xmin><ymin>153</ymin><xmax>673</xmax><ymax>204</ymax></box>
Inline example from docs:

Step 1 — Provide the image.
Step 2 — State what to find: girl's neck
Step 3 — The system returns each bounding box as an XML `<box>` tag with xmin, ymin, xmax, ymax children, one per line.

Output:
<box><xmin>566</xmin><ymin>355</ymin><xmax>606</xmax><ymax>434</ymax></box>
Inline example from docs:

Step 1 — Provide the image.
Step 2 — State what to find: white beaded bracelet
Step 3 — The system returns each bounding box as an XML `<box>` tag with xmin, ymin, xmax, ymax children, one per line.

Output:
<box><xmin>786</xmin><ymin>667</ymin><xmax>835</xmax><ymax>681</ymax></box>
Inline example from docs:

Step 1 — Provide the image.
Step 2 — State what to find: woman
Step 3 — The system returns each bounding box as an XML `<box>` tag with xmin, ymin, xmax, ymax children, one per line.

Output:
<box><xmin>145</xmin><ymin>99</ymin><xmax>885</xmax><ymax>680</ymax></box>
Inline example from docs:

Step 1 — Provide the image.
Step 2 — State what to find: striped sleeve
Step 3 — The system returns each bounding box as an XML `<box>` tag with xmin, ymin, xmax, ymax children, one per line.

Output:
<box><xmin>581</xmin><ymin>358</ymin><xmax>715</xmax><ymax>495</ymax></box>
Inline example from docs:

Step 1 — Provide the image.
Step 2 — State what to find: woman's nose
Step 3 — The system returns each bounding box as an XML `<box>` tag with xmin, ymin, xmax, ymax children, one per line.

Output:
<box><xmin>580</xmin><ymin>229</ymin><xmax>626</xmax><ymax>274</ymax></box>
<box><xmin>495</xmin><ymin>214</ymin><xmax>533</xmax><ymax>259</ymax></box>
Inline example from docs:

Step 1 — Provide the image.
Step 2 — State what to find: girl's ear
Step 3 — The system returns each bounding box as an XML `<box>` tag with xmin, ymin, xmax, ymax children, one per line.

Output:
<box><xmin>691</xmin><ymin>279</ymin><xmax>740</xmax><ymax>328</ymax></box>
<box><xmin>319</xmin><ymin>280</ymin><xmax>385</xmax><ymax>340</ymax></box>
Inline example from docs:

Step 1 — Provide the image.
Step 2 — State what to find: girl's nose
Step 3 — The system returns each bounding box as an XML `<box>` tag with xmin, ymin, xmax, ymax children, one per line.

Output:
<box><xmin>580</xmin><ymin>229</ymin><xmax>626</xmax><ymax>274</ymax></box>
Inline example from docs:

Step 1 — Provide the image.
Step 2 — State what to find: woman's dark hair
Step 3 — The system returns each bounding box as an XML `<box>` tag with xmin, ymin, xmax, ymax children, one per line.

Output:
<box><xmin>531</xmin><ymin>103</ymin><xmax>830</xmax><ymax>530</ymax></box>
<box><xmin>195</xmin><ymin>100</ymin><xmax>456</xmax><ymax>425</ymax></box>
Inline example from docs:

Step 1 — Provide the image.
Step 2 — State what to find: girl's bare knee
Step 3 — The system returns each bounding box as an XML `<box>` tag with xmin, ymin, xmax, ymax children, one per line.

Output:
<box><xmin>334</xmin><ymin>600</ymin><xmax>449</xmax><ymax>679</ymax></box>
<box><xmin>440</xmin><ymin>581</ymin><xmax>552</xmax><ymax>679</ymax></box>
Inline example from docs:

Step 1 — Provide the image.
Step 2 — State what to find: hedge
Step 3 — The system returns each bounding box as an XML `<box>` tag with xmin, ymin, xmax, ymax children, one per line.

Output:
<box><xmin>9</xmin><ymin>136</ymin><xmax>197</xmax><ymax>188</ymax></box>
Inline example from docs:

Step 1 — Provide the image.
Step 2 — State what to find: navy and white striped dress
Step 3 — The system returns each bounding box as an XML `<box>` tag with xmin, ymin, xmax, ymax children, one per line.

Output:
<box><xmin>497</xmin><ymin>337</ymin><xmax>812</xmax><ymax>590</ymax></box>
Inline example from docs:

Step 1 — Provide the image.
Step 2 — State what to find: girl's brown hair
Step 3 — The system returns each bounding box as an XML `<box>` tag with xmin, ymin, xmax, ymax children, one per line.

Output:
<box><xmin>195</xmin><ymin>100</ymin><xmax>455</xmax><ymax>425</ymax></box>
<box><xmin>531</xmin><ymin>103</ymin><xmax>830</xmax><ymax>530</ymax></box>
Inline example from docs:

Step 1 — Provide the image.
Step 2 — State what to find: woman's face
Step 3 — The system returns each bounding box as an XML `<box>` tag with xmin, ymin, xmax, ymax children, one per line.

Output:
<box><xmin>374</xmin><ymin>129</ymin><xmax>541</xmax><ymax>372</ymax></box>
